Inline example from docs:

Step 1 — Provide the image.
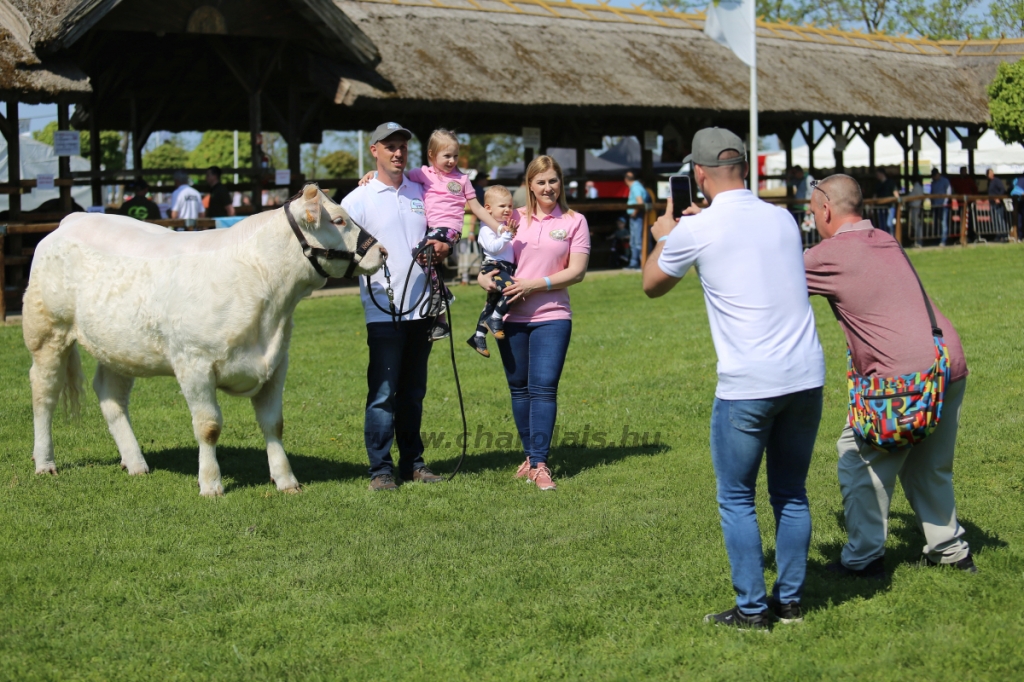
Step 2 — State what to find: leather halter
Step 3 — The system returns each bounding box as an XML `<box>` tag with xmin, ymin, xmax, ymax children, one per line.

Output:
<box><xmin>284</xmin><ymin>198</ymin><xmax>377</xmax><ymax>279</ymax></box>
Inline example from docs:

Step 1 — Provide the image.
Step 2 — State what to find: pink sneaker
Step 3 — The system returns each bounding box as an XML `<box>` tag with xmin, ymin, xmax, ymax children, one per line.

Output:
<box><xmin>528</xmin><ymin>464</ymin><xmax>557</xmax><ymax>491</ymax></box>
<box><xmin>514</xmin><ymin>458</ymin><xmax>531</xmax><ymax>479</ymax></box>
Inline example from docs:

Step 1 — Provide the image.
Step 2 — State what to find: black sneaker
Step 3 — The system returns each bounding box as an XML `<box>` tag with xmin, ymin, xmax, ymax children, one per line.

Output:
<box><xmin>825</xmin><ymin>556</ymin><xmax>886</xmax><ymax>580</ymax></box>
<box><xmin>428</xmin><ymin>319</ymin><xmax>451</xmax><ymax>342</ymax></box>
<box><xmin>703</xmin><ymin>606</ymin><xmax>771</xmax><ymax>631</ymax></box>
<box><xmin>368</xmin><ymin>474</ymin><xmax>398</xmax><ymax>491</ymax></box>
<box><xmin>466</xmin><ymin>334</ymin><xmax>490</xmax><ymax>357</ymax></box>
<box><xmin>484</xmin><ymin>313</ymin><xmax>504</xmax><ymax>340</ymax></box>
<box><xmin>768</xmin><ymin>599</ymin><xmax>803</xmax><ymax>624</ymax></box>
<box><xmin>923</xmin><ymin>552</ymin><xmax>978</xmax><ymax>573</ymax></box>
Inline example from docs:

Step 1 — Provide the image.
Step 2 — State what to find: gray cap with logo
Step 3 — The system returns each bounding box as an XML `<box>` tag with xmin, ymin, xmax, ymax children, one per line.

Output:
<box><xmin>683</xmin><ymin>127</ymin><xmax>747</xmax><ymax>167</ymax></box>
<box><xmin>369</xmin><ymin>121</ymin><xmax>412</xmax><ymax>145</ymax></box>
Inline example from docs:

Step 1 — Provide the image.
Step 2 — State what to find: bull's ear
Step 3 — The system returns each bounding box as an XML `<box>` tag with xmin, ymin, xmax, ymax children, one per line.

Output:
<box><xmin>301</xmin><ymin>183</ymin><xmax>321</xmax><ymax>226</ymax></box>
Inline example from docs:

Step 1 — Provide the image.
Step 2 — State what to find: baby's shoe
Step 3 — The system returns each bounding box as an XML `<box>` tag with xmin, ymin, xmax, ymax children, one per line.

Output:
<box><xmin>466</xmin><ymin>333</ymin><xmax>490</xmax><ymax>358</ymax></box>
<box><xmin>484</xmin><ymin>312</ymin><xmax>505</xmax><ymax>340</ymax></box>
<box><xmin>429</xmin><ymin>318</ymin><xmax>451</xmax><ymax>342</ymax></box>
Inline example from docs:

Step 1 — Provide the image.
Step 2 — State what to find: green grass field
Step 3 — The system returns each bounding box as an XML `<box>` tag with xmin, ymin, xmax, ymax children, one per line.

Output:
<box><xmin>2</xmin><ymin>245</ymin><xmax>1023</xmax><ymax>680</ymax></box>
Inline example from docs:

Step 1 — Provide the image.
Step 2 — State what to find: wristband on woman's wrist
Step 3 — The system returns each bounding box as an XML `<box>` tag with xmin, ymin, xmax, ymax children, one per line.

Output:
<box><xmin>657</xmin><ymin>235</ymin><xmax>670</xmax><ymax>243</ymax></box>
<box><xmin>544</xmin><ymin>276</ymin><xmax>552</xmax><ymax>291</ymax></box>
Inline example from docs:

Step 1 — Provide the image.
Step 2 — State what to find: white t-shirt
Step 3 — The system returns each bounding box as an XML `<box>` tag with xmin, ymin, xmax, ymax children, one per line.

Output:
<box><xmin>342</xmin><ymin>176</ymin><xmax>429</xmax><ymax>324</ymax></box>
<box><xmin>477</xmin><ymin>224</ymin><xmax>514</xmax><ymax>262</ymax></box>
<box><xmin>170</xmin><ymin>185</ymin><xmax>203</xmax><ymax>220</ymax></box>
<box><xmin>657</xmin><ymin>189</ymin><xmax>825</xmax><ymax>400</ymax></box>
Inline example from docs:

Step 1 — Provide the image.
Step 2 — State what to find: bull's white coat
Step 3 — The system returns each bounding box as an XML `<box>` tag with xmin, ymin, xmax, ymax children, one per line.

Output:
<box><xmin>23</xmin><ymin>185</ymin><xmax>384</xmax><ymax>496</ymax></box>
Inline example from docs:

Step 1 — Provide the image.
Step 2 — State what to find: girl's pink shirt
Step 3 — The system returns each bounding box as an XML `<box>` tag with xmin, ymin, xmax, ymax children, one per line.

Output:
<box><xmin>406</xmin><ymin>165</ymin><xmax>475</xmax><ymax>231</ymax></box>
<box><xmin>505</xmin><ymin>205</ymin><xmax>591</xmax><ymax>323</ymax></box>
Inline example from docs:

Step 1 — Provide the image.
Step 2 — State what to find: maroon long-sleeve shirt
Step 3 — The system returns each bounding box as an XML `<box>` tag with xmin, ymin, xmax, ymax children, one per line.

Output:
<box><xmin>803</xmin><ymin>220</ymin><xmax>968</xmax><ymax>382</ymax></box>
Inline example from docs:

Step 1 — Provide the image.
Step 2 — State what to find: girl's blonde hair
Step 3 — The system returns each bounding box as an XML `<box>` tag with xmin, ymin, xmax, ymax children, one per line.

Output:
<box><xmin>524</xmin><ymin>155</ymin><xmax>572</xmax><ymax>225</ymax></box>
<box><xmin>426</xmin><ymin>128</ymin><xmax>460</xmax><ymax>166</ymax></box>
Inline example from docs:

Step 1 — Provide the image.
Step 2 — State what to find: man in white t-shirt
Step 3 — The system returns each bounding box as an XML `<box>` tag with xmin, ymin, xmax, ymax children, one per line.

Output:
<box><xmin>341</xmin><ymin>121</ymin><xmax>447</xmax><ymax>491</ymax></box>
<box><xmin>169</xmin><ymin>171</ymin><xmax>205</xmax><ymax>224</ymax></box>
<box><xmin>643</xmin><ymin>128</ymin><xmax>825</xmax><ymax>630</ymax></box>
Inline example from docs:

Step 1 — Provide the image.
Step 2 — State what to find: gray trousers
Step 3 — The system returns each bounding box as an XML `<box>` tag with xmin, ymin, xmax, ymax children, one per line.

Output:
<box><xmin>837</xmin><ymin>378</ymin><xmax>969</xmax><ymax>569</ymax></box>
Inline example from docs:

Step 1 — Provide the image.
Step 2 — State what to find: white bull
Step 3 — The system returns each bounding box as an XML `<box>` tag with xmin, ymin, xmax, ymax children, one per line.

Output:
<box><xmin>23</xmin><ymin>184</ymin><xmax>383</xmax><ymax>496</ymax></box>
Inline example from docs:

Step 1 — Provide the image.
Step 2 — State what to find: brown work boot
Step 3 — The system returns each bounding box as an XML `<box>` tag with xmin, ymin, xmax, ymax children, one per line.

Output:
<box><xmin>402</xmin><ymin>467</ymin><xmax>444</xmax><ymax>484</ymax></box>
<box><xmin>368</xmin><ymin>474</ymin><xmax>398</xmax><ymax>491</ymax></box>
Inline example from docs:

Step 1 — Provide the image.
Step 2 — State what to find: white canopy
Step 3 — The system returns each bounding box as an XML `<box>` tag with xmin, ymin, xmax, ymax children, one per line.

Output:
<box><xmin>764</xmin><ymin>129</ymin><xmax>1024</xmax><ymax>177</ymax></box>
<box><xmin>0</xmin><ymin>133</ymin><xmax>93</xmax><ymax>212</ymax></box>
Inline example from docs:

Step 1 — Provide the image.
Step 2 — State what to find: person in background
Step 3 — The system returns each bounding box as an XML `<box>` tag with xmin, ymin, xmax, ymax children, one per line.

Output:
<box><xmin>951</xmin><ymin>167</ymin><xmax>978</xmax><ymax>196</ymax></box>
<box><xmin>119</xmin><ymin>180</ymin><xmax>162</xmax><ymax>222</ymax></box>
<box><xmin>205</xmin><ymin>166</ymin><xmax>234</xmax><ymax>218</ymax></box>
<box><xmin>513</xmin><ymin>176</ymin><xmax>529</xmax><ymax>208</ymax></box>
<box><xmin>804</xmin><ymin>174</ymin><xmax>974</xmax><ymax>579</ymax></box>
<box><xmin>567</xmin><ymin>180</ymin><xmax>579</xmax><ymax>200</ymax></box>
<box><xmin>874</xmin><ymin>169</ymin><xmax>899</xmax><ymax>234</ymax></box>
<box><xmin>475</xmin><ymin>174</ymin><xmax>489</xmax><ymax>205</ymax></box>
<box><xmin>169</xmin><ymin>171</ymin><xmax>204</xmax><ymax>225</ymax></box>
<box><xmin>986</xmin><ymin>168</ymin><xmax>1006</xmax><ymax>197</ymax></box>
<box><xmin>624</xmin><ymin>171</ymin><xmax>651</xmax><ymax>270</ymax></box>
<box><xmin>788</xmin><ymin>165</ymin><xmax>813</xmax><ymax>224</ymax></box>
<box><xmin>643</xmin><ymin>128</ymin><xmax>825</xmax><ymax>630</ymax></box>
<box><xmin>930</xmin><ymin>168</ymin><xmax>952</xmax><ymax>246</ymax></box>
<box><xmin>584</xmin><ymin>180</ymin><xmax>598</xmax><ymax>199</ymax></box>
<box><xmin>906</xmin><ymin>175</ymin><xmax>925</xmax><ymax>247</ymax></box>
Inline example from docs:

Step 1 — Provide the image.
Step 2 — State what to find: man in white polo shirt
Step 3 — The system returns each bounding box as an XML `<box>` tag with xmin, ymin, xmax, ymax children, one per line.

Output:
<box><xmin>643</xmin><ymin>128</ymin><xmax>825</xmax><ymax>630</ymax></box>
<box><xmin>342</xmin><ymin>122</ymin><xmax>448</xmax><ymax>491</ymax></box>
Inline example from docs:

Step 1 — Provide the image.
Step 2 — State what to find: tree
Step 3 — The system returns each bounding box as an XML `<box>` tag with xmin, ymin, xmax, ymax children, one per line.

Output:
<box><xmin>142</xmin><ymin>138</ymin><xmax>190</xmax><ymax>184</ymax></box>
<box><xmin>189</xmin><ymin>130</ymin><xmax>250</xmax><ymax>171</ymax></box>
<box><xmin>990</xmin><ymin>0</ymin><xmax>1024</xmax><ymax>38</ymax></box>
<box><xmin>32</xmin><ymin>120</ymin><xmax>126</xmax><ymax>170</ymax></box>
<box><xmin>462</xmin><ymin>134</ymin><xmax>522</xmax><ymax>173</ymax></box>
<box><xmin>321</xmin><ymin>150</ymin><xmax>358</xmax><ymax>178</ymax></box>
<box><xmin>988</xmin><ymin>58</ymin><xmax>1024</xmax><ymax>146</ymax></box>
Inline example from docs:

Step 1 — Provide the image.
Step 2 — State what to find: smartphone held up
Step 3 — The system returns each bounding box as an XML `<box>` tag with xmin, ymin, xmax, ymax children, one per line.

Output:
<box><xmin>669</xmin><ymin>175</ymin><xmax>693</xmax><ymax>220</ymax></box>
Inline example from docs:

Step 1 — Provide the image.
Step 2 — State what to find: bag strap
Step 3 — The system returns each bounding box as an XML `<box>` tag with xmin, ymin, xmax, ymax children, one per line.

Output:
<box><xmin>894</xmin><ymin>241</ymin><xmax>943</xmax><ymax>337</ymax></box>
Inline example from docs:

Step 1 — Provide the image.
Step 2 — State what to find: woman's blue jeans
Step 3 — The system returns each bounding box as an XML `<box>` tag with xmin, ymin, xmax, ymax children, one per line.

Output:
<box><xmin>496</xmin><ymin>320</ymin><xmax>572</xmax><ymax>466</ymax></box>
<box><xmin>709</xmin><ymin>387</ymin><xmax>823</xmax><ymax>614</ymax></box>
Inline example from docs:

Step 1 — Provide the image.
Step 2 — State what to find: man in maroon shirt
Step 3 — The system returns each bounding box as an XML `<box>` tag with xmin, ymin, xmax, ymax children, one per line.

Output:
<box><xmin>805</xmin><ymin>174</ymin><xmax>975</xmax><ymax>578</ymax></box>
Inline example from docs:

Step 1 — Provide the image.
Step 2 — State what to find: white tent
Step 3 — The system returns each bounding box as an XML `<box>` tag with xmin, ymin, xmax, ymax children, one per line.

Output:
<box><xmin>0</xmin><ymin>133</ymin><xmax>93</xmax><ymax>212</ymax></box>
<box><xmin>764</xmin><ymin>129</ymin><xmax>1024</xmax><ymax>178</ymax></box>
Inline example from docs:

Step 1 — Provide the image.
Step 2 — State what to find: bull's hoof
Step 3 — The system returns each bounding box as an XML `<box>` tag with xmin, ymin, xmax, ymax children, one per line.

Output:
<box><xmin>199</xmin><ymin>482</ymin><xmax>225</xmax><ymax>497</ymax></box>
<box><xmin>121</xmin><ymin>461</ymin><xmax>150</xmax><ymax>475</ymax></box>
<box><xmin>280</xmin><ymin>485</ymin><xmax>303</xmax><ymax>495</ymax></box>
<box><xmin>34</xmin><ymin>463</ymin><xmax>57</xmax><ymax>475</ymax></box>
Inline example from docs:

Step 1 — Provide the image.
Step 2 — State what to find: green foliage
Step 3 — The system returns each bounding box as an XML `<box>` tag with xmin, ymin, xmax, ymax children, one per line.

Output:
<box><xmin>189</xmin><ymin>130</ymin><xmax>251</xmax><ymax>171</ymax></box>
<box><xmin>1</xmin><ymin>246</ymin><xmax>1024</xmax><ymax>678</ymax></box>
<box><xmin>990</xmin><ymin>0</ymin><xmax>1024</xmax><ymax>38</ymax></box>
<box><xmin>462</xmin><ymin>134</ymin><xmax>522</xmax><ymax>173</ymax></box>
<box><xmin>32</xmin><ymin>120</ymin><xmax>125</xmax><ymax>170</ymax></box>
<box><xmin>320</xmin><ymin>149</ymin><xmax>358</xmax><ymax>178</ymax></box>
<box><xmin>142</xmin><ymin>138</ymin><xmax>191</xmax><ymax>184</ymax></box>
<box><xmin>988</xmin><ymin>58</ymin><xmax>1024</xmax><ymax>146</ymax></box>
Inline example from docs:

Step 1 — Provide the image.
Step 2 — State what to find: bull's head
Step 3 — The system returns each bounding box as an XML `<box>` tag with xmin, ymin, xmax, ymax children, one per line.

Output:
<box><xmin>286</xmin><ymin>184</ymin><xmax>385</xmax><ymax>278</ymax></box>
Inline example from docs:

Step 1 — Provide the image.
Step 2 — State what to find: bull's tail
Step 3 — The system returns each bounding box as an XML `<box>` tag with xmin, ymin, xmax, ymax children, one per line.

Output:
<box><xmin>60</xmin><ymin>342</ymin><xmax>84</xmax><ymax>421</ymax></box>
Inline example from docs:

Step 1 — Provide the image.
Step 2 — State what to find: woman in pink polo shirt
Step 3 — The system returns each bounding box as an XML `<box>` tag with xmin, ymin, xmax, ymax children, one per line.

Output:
<box><xmin>479</xmin><ymin>155</ymin><xmax>590</xmax><ymax>490</ymax></box>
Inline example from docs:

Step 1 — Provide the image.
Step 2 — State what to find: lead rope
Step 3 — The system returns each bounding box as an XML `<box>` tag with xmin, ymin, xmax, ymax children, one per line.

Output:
<box><xmin>365</xmin><ymin>246</ymin><xmax>468</xmax><ymax>481</ymax></box>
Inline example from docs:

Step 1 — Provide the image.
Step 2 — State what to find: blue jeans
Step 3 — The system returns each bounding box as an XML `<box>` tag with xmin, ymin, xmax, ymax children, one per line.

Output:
<box><xmin>364</xmin><ymin>320</ymin><xmax>433</xmax><ymax>478</ymax></box>
<box><xmin>709</xmin><ymin>387</ymin><xmax>823</xmax><ymax>614</ymax></box>
<box><xmin>496</xmin><ymin>320</ymin><xmax>572</xmax><ymax>466</ymax></box>
<box><xmin>935</xmin><ymin>206</ymin><xmax>950</xmax><ymax>244</ymax></box>
<box><xmin>628</xmin><ymin>213</ymin><xmax>644</xmax><ymax>268</ymax></box>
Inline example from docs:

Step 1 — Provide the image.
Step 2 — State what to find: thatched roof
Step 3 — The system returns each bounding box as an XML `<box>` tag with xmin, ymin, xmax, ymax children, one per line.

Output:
<box><xmin>331</xmin><ymin>0</ymin><xmax>1021</xmax><ymax>127</ymax></box>
<box><xmin>0</xmin><ymin>0</ymin><xmax>90</xmax><ymax>103</ymax></box>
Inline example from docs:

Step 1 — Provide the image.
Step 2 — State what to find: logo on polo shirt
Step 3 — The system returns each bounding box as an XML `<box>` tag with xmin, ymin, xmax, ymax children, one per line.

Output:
<box><xmin>446</xmin><ymin>181</ymin><xmax>462</xmax><ymax>195</ymax></box>
<box><xmin>549</xmin><ymin>229</ymin><xmax>567</xmax><ymax>241</ymax></box>
<box><xmin>410</xmin><ymin>198</ymin><xmax>425</xmax><ymax>215</ymax></box>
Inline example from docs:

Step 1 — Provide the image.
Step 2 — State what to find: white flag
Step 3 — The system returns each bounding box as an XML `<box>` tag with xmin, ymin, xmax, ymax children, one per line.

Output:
<box><xmin>704</xmin><ymin>0</ymin><xmax>755</xmax><ymax>67</ymax></box>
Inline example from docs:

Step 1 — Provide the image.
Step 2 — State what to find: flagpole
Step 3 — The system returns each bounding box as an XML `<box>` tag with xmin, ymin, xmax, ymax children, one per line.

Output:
<box><xmin>749</xmin><ymin>2</ymin><xmax>758</xmax><ymax>196</ymax></box>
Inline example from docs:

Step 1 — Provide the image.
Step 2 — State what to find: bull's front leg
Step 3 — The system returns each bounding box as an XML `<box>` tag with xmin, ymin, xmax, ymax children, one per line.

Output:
<box><xmin>177</xmin><ymin>367</ymin><xmax>225</xmax><ymax>497</ymax></box>
<box><xmin>251</xmin><ymin>355</ymin><xmax>301</xmax><ymax>493</ymax></box>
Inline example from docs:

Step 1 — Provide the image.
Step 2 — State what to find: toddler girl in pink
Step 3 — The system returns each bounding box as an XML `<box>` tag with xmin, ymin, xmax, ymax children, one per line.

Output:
<box><xmin>406</xmin><ymin>129</ymin><xmax>510</xmax><ymax>341</ymax></box>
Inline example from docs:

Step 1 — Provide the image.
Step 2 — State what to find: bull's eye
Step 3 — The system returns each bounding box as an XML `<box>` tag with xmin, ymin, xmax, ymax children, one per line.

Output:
<box><xmin>332</xmin><ymin>217</ymin><xmax>347</xmax><ymax>227</ymax></box>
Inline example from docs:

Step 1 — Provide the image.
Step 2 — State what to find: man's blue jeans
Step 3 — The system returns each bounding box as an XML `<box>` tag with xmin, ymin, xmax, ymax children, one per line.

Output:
<box><xmin>628</xmin><ymin>213</ymin><xmax>644</xmax><ymax>268</ymax></box>
<box><xmin>935</xmin><ymin>206</ymin><xmax>950</xmax><ymax>244</ymax></box>
<box><xmin>496</xmin><ymin>320</ymin><xmax>572</xmax><ymax>466</ymax></box>
<box><xmin>364</xmin><ymin>320</ymin><xmax>433</xmax><ymax>479</ymax></box>
<box><xmin>709</xmin><ymin>387</ymin><xmax>823</xmax><ymax>614</ymax></box>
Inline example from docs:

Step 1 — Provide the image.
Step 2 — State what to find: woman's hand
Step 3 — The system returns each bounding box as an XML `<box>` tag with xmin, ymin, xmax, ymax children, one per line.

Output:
<box><xmin>357</xmin><ymin>171</ymin><xmax>375</xmax><ymax>187</ymax></box>
<box><xmin>501</xmin><ymin>277</ymin><xmax>542</xmax><ymax>304</ymax></box>
<box><xmin>477</xmin><ymin>269</ymin><xmax>500</xmax><ymax>293</ymax></box>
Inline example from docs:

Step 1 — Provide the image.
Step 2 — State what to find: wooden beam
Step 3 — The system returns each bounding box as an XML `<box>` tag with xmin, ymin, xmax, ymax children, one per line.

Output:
<box><xmin>57</xmin><ymin>101</ymin><xmax>73</xmax><ymax>214</ymax></box>
<box><xmin>284</xmin><ymin>0</ymin><xmax>380</xmax><ymax>66</ymax></box>
<box><xmin>89</xmin><ymin>97</ymin><xmax>102</xmax><ymax>207</ymax></box>
<box><xmin>3</xmin><ymin>98</ymin><xmax>21</xmax><ymax>220</ymax></box>
<box><xmin>42</xmin><ymin>0</ymin><xmax>123</xmax><ymax>52</ymax></box>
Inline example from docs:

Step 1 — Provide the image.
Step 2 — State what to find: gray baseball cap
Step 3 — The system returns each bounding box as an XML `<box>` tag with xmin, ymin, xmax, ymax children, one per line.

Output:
<box><xmin>683</xmin><ymin>127</ymin><xmax>747</xmax><ymax>167</ymax></box>
<box><xmin>369</xmin><ymin>121</ymin><xmax>412</xmax><ymax>145</ymax></box>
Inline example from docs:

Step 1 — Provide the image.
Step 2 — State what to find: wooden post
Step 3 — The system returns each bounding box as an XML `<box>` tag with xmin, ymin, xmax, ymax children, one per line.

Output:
<box><xmin>940</xmin><ymin>126</ymin><xmax>948</xmax><ymax>175</ymax></box>
<box><xmin>575</xmin><ymin>144</ymin><xmax>586</xmax><ymax>182</ymax></box>
<box><xmin>640</xmin><ymin>134</ymin><xmax>655</xmax><ymax>194</ymax></box>
<box><xmin>250</xmin><ymin>89</ymin><xmax>262</xmax><ymax>211</ymax></box>
<box><xmin>57</xmin><ymin>101</ymin><xmax>72</xmax><ymax>214</ymax></box>
<box><xmin>4</xmin><ymin>99</ymin><xmax>21</xmax><ymax>221</ymax></box>
<box><xmin>89</xmin><ymin>98</ymin><xmax>102</xmax><ymax>208</ymax></box>
<box><xmin>895</xmin><ymin>199</ymin><xmax>903</xmax><ymax>246</ymax></box>
<box><xmin>129</xmin><ymin>95</ymin><xmax>143</xmax><ymax>181</ymax></box>
<box><xmin>286</xmin><ymin>86</ymin><xmax>302</xmax><ymax>196</ymax></box>
<box><xmin>783</xmin><ymin>135</ymin><xmax>793</xmax><ymax>198</ymax></box>
<box><xmin>960</xmin><ymin>198</ymin><xmax>968</xmax><ymax>246</ymax></box>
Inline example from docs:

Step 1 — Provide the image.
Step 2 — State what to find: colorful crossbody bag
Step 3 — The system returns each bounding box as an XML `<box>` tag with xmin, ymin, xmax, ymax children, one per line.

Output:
<box><xmin>847</xmin><ymin>246</ymin><xmax>951</xmax><ymax>452</ymax></box>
